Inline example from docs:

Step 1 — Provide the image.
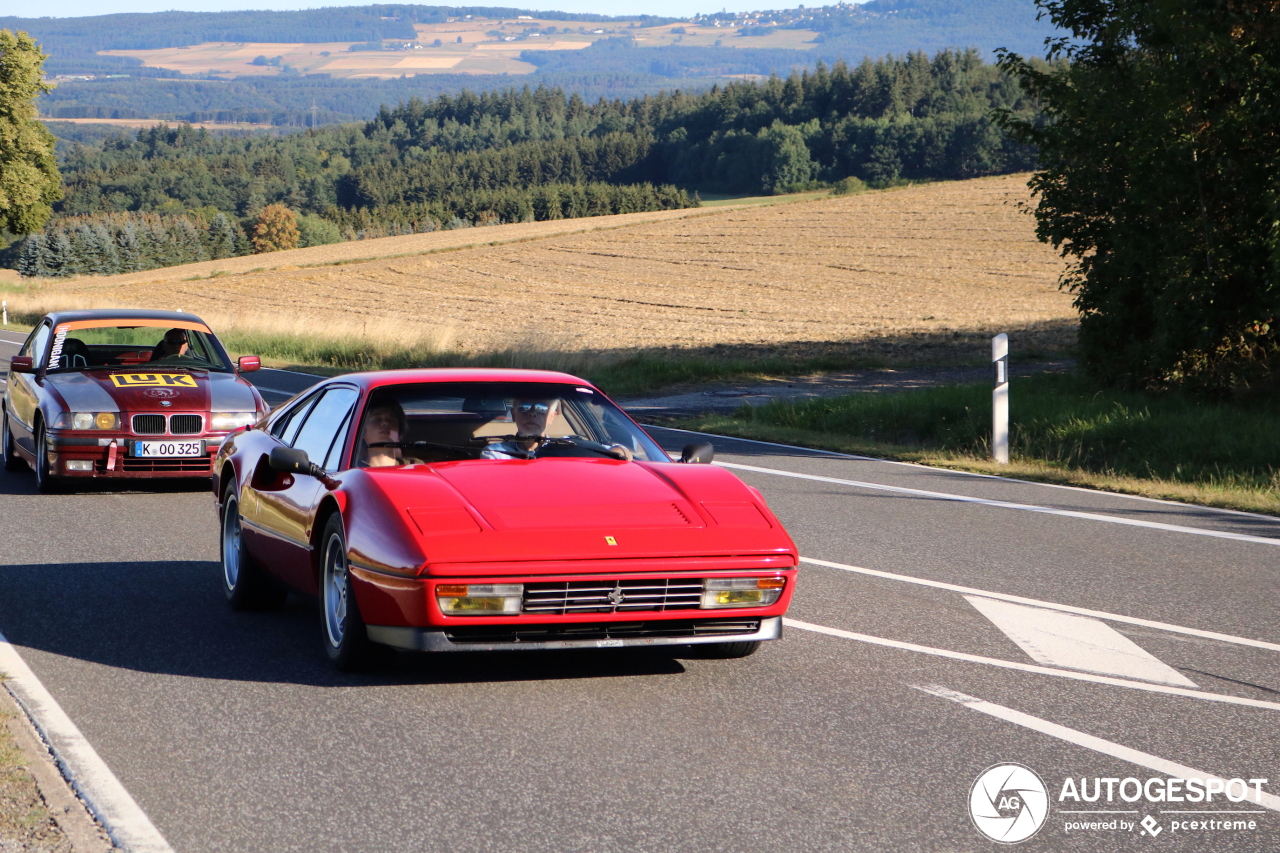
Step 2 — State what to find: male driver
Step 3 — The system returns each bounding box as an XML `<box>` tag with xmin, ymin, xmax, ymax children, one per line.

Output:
<box><xmin>481</xmin><ymin>397</ymin><xmax>560</xmax><ymax>459</ymax></box>
<box><xmin>150</xmin><ymin>328</ymin><xmax>190</xmax><ymax>361</ymax></box>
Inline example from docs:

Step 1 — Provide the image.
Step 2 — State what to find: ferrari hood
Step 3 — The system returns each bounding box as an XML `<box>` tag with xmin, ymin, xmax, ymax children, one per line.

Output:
<box><xmin>344</xmin><ymin>459</ymin><xmax>796</xmax><ymax>569</ymax></box>
<box><xmin>45</xmin><ymin>369</ymin><xmax>258</xmax><ymax>413</ymax></box>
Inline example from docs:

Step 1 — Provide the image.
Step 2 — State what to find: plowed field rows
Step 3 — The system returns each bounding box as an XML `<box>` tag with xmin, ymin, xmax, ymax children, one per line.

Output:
<box><xmin>25</xmin><ymin>174</ymin><xmax>1073</xmax><ymax>356</ymax></box>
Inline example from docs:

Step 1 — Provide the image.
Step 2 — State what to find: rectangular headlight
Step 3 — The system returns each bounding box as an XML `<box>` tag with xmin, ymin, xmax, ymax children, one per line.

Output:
<box><xmin>700</xmin><ymin>577</ymin><xmax>785</xmax><ymax>609</ymax></box>
<box><xmin>437</xmin><ymin>583</ymin><xmax>523</xmax><ymax>615</ymax></box>
<box><xmin>211</xmin><ymin>412</ymin><xmax>257</xmax><ymax>431</ymax></box>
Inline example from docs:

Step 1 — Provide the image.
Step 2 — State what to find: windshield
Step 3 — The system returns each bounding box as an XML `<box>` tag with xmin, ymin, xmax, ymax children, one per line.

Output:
<box><xmin>355</xmin><ymin>382</ymin><xmax>669</xmax><ymax>467</ymax></box>
<box><xmin>46</xmin><ymin>321</ymin><xmax>232</xmax><ymax>373</ymax></box>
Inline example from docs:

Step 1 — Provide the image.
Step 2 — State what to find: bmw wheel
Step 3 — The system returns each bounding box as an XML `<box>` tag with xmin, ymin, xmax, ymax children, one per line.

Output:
<box><xmin>221</xmin><ymin>485</ymin><xmax>287</xmax><ymax>610</ymax></box>
<box><xmin>320</xmin><ymin>513</ymin><xmax>378</xmax><ymax>671</ymax></box>
<box><xmin>2</xmin><ymin>411</ymin><xmax>25</xmax><ymax>472</ymax></box>
<box><xmin>33</xmin><ymin>422</ymin><xmax>61</xmax><ymax>494</ymax></box>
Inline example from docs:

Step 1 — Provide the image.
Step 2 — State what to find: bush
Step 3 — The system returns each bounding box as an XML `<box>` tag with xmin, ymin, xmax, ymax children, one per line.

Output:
<box><xmin>831</xmin><ymin>176</ymin><xmax>868</xmax><ymax>196</ymax></box>
<box><xmin>297</xmin><ymin>213</ymin><xmax>342</xmax><ymax>248</ymax></box>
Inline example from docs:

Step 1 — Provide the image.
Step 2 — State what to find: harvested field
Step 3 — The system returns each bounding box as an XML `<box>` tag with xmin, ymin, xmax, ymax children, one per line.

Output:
<box><xmin>16</xmin><ymin>174</ymin><xmax>1074</xmax><ymax>360</ymax></box>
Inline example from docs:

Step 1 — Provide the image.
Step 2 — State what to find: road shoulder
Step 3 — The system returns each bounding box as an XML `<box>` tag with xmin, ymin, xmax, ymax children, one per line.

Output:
<box><xmin>1</xmin><ymin>686</ymin><xmax>114</xmax><ymax>852</ymax></box>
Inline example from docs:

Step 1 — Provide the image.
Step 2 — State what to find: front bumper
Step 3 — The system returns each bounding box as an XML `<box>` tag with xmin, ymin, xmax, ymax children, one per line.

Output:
<box><xmin>366</xmin><ymin>616</ymin><xmax>782</xmax><ymax>652</ymax></box>
<box><xmin>47</xmin><ymin>434</ymin><xmax>222</xmax><ymax>478</ymax></box>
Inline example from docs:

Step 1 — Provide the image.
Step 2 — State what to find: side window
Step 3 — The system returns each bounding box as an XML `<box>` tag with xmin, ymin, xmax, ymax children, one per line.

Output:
<box><xmin>270</xmin><ymin>392</ymin><xmax>321</xmax><ymax>444</ymax></box>
<box><xmin>24</xmin><ymin>324</ymin><xmax>51</xmax><ymax>367</ymax></box>
<box><xmin>291</xmin><ymin>387</ymin><xmax>359</xmax><ymax>469</ymax></box>
<box><xmin>323</xmin><ymin>405</ymin><xmax>357</xmax><ymax>473</ymax></box>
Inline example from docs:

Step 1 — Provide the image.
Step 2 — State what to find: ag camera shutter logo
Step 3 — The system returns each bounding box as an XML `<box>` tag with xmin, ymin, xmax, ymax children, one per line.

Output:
<box><xmin>969</xmin><ymin>763</ymin><xmax>1050</xmax><ymax>844</ymax></box>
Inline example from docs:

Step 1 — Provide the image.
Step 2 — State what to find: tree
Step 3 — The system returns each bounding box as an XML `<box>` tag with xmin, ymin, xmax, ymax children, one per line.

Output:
<box><xmin>998</xmin><ymin>1</ymin><xmax>1280</xmax><ymax>393</ymax></box>
<box><xmin>251</xmin><ymin>203</ymin><xmax>300</xmax><ymax>253</ymax></box>
<box><xmin>0</xmin><ymin>30</ymin><xmax>62</xmax><ymax>235</ymax></box>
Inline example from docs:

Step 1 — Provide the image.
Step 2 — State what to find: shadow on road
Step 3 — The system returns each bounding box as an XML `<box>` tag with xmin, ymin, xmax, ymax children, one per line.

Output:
<box><xmin>0</xmin><ymin>560</ymin><xmax>686</xmax><ymax>687</ymax></box>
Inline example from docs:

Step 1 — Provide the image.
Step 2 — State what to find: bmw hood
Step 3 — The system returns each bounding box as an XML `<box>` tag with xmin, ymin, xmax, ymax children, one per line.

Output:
<box><xmin>45</xmin><ymin>369</ymin><xmax>260</xmax><ymax>414</ymax></box>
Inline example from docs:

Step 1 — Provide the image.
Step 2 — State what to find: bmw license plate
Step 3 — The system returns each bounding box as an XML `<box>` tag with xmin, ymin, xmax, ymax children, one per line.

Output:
<box><xmin>133</xmin><ymin>440</ymin><xmax>204</xmax><ymax>458</ymax></box>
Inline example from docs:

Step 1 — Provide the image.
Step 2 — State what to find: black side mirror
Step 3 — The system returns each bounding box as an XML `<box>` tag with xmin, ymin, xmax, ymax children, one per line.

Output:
<box><xmin>269</xmin><ymin>446</ymin><xmax>311</xmax><ymax>474</ymax></box>
<box><xmin>680</xmin><ymin>442</ymin><xmax>714</xmax><ymax>464</ymax></box>
<box><xmin>270</xmin><ymin>445</ymin><xmax>341</xmax><ymax>489</ymax></box>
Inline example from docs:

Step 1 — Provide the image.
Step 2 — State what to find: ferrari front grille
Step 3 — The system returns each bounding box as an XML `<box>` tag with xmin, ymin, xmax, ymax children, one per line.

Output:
<box><xmin>444</xmin><ymin>618</ymin><xmax>761</xmax><ymax>645</ymax></box>
<box><xmin>169</xmin><ymin>414</ymin><xmax>203</xmax><ymax>435</ymax></box>
<box><xmin>132</xmin><ymin>414</ymin><xmax>166</xmax><ymax>434</ymax></box>
<box><xmin>522</xmin><ymin>578</ymin><xmax>704</xmax><ymax>615</ymax></box>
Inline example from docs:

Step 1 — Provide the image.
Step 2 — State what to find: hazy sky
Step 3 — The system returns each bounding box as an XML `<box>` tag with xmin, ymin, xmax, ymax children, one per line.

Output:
<box><xmin>21</xmin><ymin>1</ymin><xmax>781</xmax><ymax>19</ymax></box>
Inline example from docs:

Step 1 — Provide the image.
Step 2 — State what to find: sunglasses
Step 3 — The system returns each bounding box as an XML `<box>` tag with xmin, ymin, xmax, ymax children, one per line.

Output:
<box><xmin>513</xmin><ymin>402</ymin><xmax>552</xmax><ymax>415</ymax></box>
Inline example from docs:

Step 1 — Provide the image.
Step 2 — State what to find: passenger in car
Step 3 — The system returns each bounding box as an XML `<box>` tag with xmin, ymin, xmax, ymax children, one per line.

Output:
<box><xmin>359</xmin><ymin>400</ymin><xmax>422</xmax><ymax>467</ymax></box>
<box><xmin>481</xmin><ymin>397</ymin><xmax>562</xmax><ymax>459</ymax></box>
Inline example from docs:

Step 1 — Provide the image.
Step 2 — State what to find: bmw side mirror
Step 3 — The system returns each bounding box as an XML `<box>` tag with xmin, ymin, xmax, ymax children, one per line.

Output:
<box><xmin>238</xmin><ymin>355</ymin><xmax>261</xmax><ymax>373</ymax></box>
<box><xmin>680</xmin><ymin>442</ymin><xmax>714</xmax><ymax>464</ymax></box>
<box><xmin>9</xmin><ymin>356</ymin><xmax>33</xmax><ymax>374</ymax></box>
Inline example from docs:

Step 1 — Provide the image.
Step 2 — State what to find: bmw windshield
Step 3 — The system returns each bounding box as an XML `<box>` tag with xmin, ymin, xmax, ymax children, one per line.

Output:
<box><xmin>45</xmin><ymin>320</ymin><xmax>232</xmax><ymax>374</ymax></box>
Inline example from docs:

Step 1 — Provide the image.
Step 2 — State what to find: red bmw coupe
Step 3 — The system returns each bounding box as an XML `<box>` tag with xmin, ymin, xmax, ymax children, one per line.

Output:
<box><xmin>3</xmin><ymin>310</ymin><xmax>268</xmax><ymax>491</ymax></box>
<box><xmin>213</xmin><ymin>369</ymin><xmax>798</xmax><ymax>669</ymax></box>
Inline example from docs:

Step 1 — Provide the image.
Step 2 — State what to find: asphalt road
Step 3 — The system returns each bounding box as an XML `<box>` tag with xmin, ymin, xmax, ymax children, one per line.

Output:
<box><xmin>3</xmin><ymin>332</ymin><xmax>1280</xmax><ymax>852</ymax></box>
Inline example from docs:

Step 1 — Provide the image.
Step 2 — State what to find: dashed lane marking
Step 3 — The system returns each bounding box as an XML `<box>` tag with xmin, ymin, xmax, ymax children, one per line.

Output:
<box><xmin>917</xmin><ymin>685</ymin><xmax>1280</xmax><ymax>812</ymax></box>
<box><xmin>0</xmin><ymin>631</ymin><xmax>174</xmax><ymax>852</ymax></box>
<box><xmin>966</xmin><ymin>596</ymin><xmax>1198</xmax><ymax>688</ymax></box>
<box><xmin>783</xmin><ymin>618</ymin><xmax>1280</xmax><ymax>713</ymax></box>
<box><xmin>719</xmin><ymin>461</ymin><xmax>1280</xmax><ymax>546</ymax></box>
<box><xmin>801</xmin><ymin>557</ymin><xmax>1280</xmax><ymax>654</ymax></box>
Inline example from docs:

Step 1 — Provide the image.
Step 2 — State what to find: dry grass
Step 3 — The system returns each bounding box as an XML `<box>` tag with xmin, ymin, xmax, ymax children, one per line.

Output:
<box><xmin>14</xmin><ymin>174</ymin><xmax>1073</xmax><ymax>362</ymax></box>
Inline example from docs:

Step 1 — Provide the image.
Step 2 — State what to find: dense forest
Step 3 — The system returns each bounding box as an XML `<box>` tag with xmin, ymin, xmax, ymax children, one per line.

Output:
<box><xmin>13</xmin><ymin>50</ymin><xmax>1039</xmax><ymax>277</ymax></box>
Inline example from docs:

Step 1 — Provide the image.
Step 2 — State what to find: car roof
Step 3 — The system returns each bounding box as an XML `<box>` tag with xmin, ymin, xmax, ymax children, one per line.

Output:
<box><xmin>42</xmin><ymin>309</ymin><xmax>209</xmax><ymax>326</ymax></box>
<box><xmin>329</xmin><ymin>368</ymin><xmax>596</xmax><ymax>391</ymax></box>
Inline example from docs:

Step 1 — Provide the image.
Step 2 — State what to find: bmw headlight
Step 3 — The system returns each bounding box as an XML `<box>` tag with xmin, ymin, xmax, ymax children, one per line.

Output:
<box><xmin>700</xmin><ymin>577</ymin><xmax>786</xmax><ymax>608</ymax></box>
<box><xmin>211</xmin><ymin>412</ymin><xmax>257</xmax><ymax>431</ymax></box>
<box><xmin>54</xmin><ymin>412</ymin><xmax>119</xmax><ymax>430</ymax></box>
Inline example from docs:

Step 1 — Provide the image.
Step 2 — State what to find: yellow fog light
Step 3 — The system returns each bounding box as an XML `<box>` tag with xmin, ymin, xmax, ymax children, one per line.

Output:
<box><xmin>95</xmin><ymin>412</ymin><xmax>118</xmax><ymax>430</ymax></box>
<box><xmin>700</xmin><ymin>577</ymin><xmax>785</xmax><ymax>609</ymax></box>
<box><xmin>437</xmin><ymin>583</ymin><xmax>523</xmax><ymax>615</ymax></box>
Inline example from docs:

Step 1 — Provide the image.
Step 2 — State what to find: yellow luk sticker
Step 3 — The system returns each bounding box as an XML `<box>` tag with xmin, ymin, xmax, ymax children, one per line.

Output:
<box><xmin>110</xmin><ymin>374</ymin><xmax>197</xmax><ymax>388</ymax></box>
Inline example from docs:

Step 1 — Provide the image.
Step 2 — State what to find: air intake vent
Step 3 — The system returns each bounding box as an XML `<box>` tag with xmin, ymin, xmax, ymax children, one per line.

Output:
<box><xmin>169</xmin><ymin>415</ymin><xmax>202</xmax><ymax>435</ymax></box>
<box><xmin>132</xmin><ymin>414</ymin><xmax>165</xmax><ymax>435</ymax></box>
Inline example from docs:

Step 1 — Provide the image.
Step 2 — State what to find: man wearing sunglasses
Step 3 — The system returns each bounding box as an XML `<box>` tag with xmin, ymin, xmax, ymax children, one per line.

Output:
<box><xmin>481</xmin><ymin>397</ymin><xmax>561</xmax><ymax>459</ymax></box>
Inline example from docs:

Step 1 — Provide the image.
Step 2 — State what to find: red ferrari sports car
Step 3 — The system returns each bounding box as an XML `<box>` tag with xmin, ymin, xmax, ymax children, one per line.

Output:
<box><xmin>3</xmin><ymin>309</ymin><xmax>268</xmax><ymax>491</ymax></box>
<box><xmin>212</xmin><ymin>369</ymin><xmax>798</xmax><ymax>669</ymax></box>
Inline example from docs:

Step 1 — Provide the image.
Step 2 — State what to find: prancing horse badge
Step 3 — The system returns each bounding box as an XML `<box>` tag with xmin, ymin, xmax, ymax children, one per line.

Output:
<box><xmin>604</xmin><ymin>536</ymin><xmax>617</xmax><ymax>546</ymax></box>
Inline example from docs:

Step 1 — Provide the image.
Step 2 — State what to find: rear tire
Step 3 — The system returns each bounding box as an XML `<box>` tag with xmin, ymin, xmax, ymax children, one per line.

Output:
<box><xmin>685</xmin><ymin>640</ymin><xmax>761</xmax><ymax>659</ymax></box>
<box><xmin>319</xmin><ymin>514</ymin><xmax>380</xmax><ymax>671</ymax></box>
<box><xmin>2</xmin><ymin>411</ymin><xmax>26</xmax><ymax>472</ymax></box>
<box><xmin>33</xmin><ymin>423</ymin><xmax>62</xmax><ymax>494</ymax></box>
<box><xmin>221</xmin><ymin>486</ymin><xmax>287</xmax><ymax>610</ymax></box>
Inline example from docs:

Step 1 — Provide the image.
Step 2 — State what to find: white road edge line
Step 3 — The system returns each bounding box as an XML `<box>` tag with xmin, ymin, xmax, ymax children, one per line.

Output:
<box><xmin>0</xmin><ymin>631</ymin><xmax>174</xmax><ymax>853</ymax></box>
<box><xmin>782</xmin><ymin>618</ymin><xmax>1280</xmax><ymax>713</ymax></box>
<box><xmin>916</xmin><ymin>685</ymin><xmax>1280</xmax><ymax>812</ymax></box>
<box><xmin>800</xmin><ymin>556</ymin><xmax>1280</xmax><ymax>654</ymax></box>
<box><xmin>651</xmin><ymin>424</ymin><xmax>1279</xmax><ymax>521</ymax></box>
<box><xmin>719</xmin><ymin>461</ymin><xmax>1280</xmax><ymax>546</ymax></box>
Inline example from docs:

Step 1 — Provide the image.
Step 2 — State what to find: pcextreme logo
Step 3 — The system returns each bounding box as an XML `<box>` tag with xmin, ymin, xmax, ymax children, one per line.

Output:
<box><xmin>970</xmin><ymin>763</ymin><xmax>1050</xmax><ymax>844</ymax></box>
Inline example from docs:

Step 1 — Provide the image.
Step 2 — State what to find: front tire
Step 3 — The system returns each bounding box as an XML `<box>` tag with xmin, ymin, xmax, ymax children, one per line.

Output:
<box><xmin>2</xmin><ymin>411</ymin><xmax>26</xmax><ymax>472</ymax></box>
<box><xmin>33</xmin><ymin>423</ymin><xmax>61</xmax><ymax>494</ymax></box>
<box><xmin>685</xmin><ymin>640</ymin><xmax>761</xmax><ymax>659</ymax></box>
<box><xmin>221</xmin><ymin>486</ymin><xmax>287</xmax><ymax>610</ymax></box>
<box><xmin>319</xmin><ymin>514</ymin><xmax>379</xmax><ymax>671</ymax></box>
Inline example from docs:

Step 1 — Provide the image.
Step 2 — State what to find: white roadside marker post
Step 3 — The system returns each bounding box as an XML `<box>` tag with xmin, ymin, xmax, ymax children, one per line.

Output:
<box><xmin>992</xmin><ymin>333</ymin><xmax>1009</xmax><ymax>464</ymax></box>
<box><xmin>2</xmin><ymin>300</ymin><xmax>6</xmax><ymax>326</ymax></box>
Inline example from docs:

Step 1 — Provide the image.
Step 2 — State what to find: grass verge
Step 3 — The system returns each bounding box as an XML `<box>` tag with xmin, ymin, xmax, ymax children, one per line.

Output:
<box><xmin>668</xmin><ymin>372</ymin><xmax>1280</xmax><ymax>516</ymax></box>
<box><xmin>0</xmin><ymin>697</ymin><xmax>62</xmax><ymax>852</ymax></box>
